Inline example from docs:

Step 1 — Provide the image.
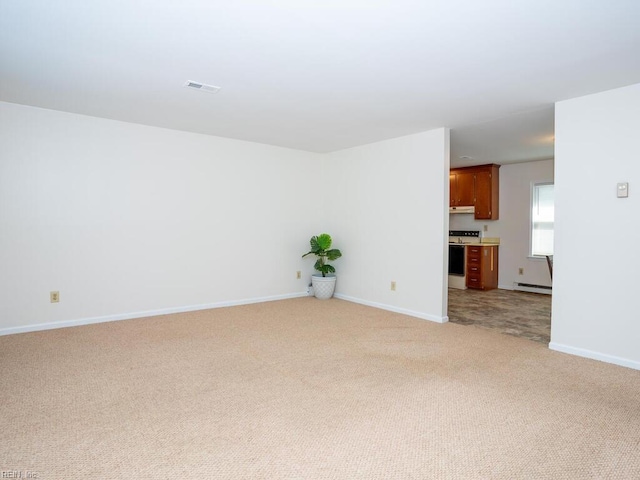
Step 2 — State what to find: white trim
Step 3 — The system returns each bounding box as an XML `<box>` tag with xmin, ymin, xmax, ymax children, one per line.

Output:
<box><xmin>549</xmin><ymin>342</ymin><xmax>640</xmax><ymax>371</ymax></box>
<box><xmin>0</xmin><ymin>292</ymin><xmax>309</xmax><ymax>337</ymax></box>
<box><xmin>334</xmin><ymin>294</ymin><xmax>448</xmax><ymax>324</ymax></box>
<box><xmin>513</xmin><ymin>284</ymin><xmax>552</xmax><ymax>295</ymax></box>
<box><xmin>499</xmin><ymin>283</ymin><xmax>553</xmax><ymax>296</ymax></box>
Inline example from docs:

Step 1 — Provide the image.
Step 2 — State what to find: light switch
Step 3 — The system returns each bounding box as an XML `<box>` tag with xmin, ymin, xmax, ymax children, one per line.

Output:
<box><xmin>617</xmin><ymin>182</ymin><xmax>629</xmax><ymax>198</ymax></box>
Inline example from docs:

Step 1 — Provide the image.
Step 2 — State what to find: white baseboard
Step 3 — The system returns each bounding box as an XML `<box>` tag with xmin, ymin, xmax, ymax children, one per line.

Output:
<box><xmin>0</xmin><ymin>292</ymin><xmax>309</xmax><ymax>337</ymax></box>
<box><xmin>514</xmin><ymin>286</ymin><xmax>552</xmax><ymax>295</ymax></box>
<box><xmin>498</xmin><ymin>283</ymin><xmax>552</xmax><ymax>295</ymax></box>
<box><xmin>549</xmin><ymin>342</ymin><xmax>640</xmax><ymax>371</ymax></box>
<box><xmin>334</xmin><ymin>294</ymin><xmax>448</xmax><ymax>324</ymax></box>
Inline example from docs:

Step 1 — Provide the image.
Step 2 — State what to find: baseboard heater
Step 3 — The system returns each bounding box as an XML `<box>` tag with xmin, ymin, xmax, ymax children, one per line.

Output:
<box><xmin>514</xmin><ymin>283</ymin><xmax>552</xmax><ymax>295</ymax></box>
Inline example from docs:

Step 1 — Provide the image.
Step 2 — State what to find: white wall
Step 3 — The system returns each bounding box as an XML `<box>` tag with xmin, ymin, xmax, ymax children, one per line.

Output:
<box><xmin>323</xmin><ymin>129</ymin><xmax>450</xmax><ymax>322</ymax></box>
<box><xmin>0</xmin><ymin>102</ymin><xmax>320</xmax><ymax>332</ymax></box>
<box><xmin>551</xmin><ymin>83</ymin><xmax>640</xmax><ymax>370</ymax></box>
<box><xmin>1</xmin><ymin>102</ymin><xmax>450</xmax><ymax>333</ymax></box>
<box><xmin>450</xmin><ymin>159</ymin><xmax>554</xmax><ymax>289</ymax></box>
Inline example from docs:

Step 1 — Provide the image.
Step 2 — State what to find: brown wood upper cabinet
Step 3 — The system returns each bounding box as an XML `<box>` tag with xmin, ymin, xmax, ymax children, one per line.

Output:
<box><xmin>449</xmin><ymin>171</ymin><xmax>475</xmax><ymax>207</ymax></box>
<box><xmin>449</xmin><ymin>164</ymin><xmax>500</xmax><ymax>220</ymax></box>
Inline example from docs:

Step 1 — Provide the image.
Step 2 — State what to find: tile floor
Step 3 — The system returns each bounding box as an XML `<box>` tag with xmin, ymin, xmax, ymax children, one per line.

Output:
<box><xmin>447</xmin><ymin>288</ymin><xmax>552</xmax><ymax>344</ymax></box>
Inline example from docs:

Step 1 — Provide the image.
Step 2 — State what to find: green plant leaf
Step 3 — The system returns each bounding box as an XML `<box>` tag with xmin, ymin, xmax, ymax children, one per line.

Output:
<box><xmin>309</xmin><ymin>236</ymin><xmax>321</xmax><ymax>253</ymax></box>
<box><xmin>316</xmin><ymin>233</ymin><xmax>332</xmax><ymax>250</ymax></box>
<box><xmin>326</xmin><ymin>249</ymin><xmax>342</xmax><ymax>261</ymax></box>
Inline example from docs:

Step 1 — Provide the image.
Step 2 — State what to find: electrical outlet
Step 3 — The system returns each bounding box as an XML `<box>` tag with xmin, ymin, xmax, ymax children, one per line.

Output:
<box><xmin>483</xmin><ymin>225</ymin><xmax>488</xmax><ymax>232</ymax></box>
<box><xmin>50</xmin><ymin>291</ymin><xmax>60</xmax><ymax>303</ymax></box>
<box><xmin>518</xmin><ymin>268</ymin><xmax>524</xmax><ymax>275</ymax></box>
<box><xmin>296</xmin><ymin>271</ymin><xmax>301</xmax><ymax>279</ymax></box>
<box><xmin>390</xmin><ymin>281</ymin><xmax>396</xmax><ymax>291</ymax></box>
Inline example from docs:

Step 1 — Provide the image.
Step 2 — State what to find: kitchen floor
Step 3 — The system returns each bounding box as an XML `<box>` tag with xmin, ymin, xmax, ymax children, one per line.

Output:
<box><xmin>447</xmin><ymin>288</ymin><xmax>551</xmax><ymax>344</ymax></box>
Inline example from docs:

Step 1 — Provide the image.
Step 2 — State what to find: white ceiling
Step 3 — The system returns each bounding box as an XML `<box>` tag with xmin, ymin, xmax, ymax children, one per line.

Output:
<box><xmin>2</xmin><ymin>1</ymin><xmax>640</xmax><ymax>163</ymax></box>
<box><xmin>450</xmin><ymin>106</ymin><xmax>555</xmax><ymax>168</ymax></box>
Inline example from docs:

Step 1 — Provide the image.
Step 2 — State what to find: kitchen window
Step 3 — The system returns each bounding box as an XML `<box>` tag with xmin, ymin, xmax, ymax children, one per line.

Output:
<box><xmin>531</xmin><ymin>182</ymin><xmax>554</xmax><ymax>257</ymax></box>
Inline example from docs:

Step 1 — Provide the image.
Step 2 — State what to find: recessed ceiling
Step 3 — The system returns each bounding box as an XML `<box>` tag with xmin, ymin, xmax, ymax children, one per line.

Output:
<box><xmin>1</xmin><ymin>1</ymin><xmax>639</xmax><ymax>158</ymax></box>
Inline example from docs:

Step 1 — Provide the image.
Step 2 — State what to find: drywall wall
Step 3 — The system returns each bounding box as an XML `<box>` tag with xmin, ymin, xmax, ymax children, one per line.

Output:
<box><xmin>323</xmin><ymin>129</ymin><xmax>450</xmax><ymax>322</ymax></box>
<box><xmin>450</xmin><ymin>159</ymin><xmax>554</xmax><ymax>289</ymax></box>
<box><xmin>0</xmin><ymin>102</ymin><xmax>320</xmax><ymax>332</ymax></box>
<box><xmin>1</xmin><ymin>102</ymin><xmax>450</xmax><ymax>333</ymax></box>
<box><xmin>551</xmin><ymin>83</ymin><xmax>640</xmax><ymax>370</ymax></box>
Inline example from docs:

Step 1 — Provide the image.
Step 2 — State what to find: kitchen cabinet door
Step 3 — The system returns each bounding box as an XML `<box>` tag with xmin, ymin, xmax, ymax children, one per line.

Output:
<box><xmin>449</xmin><ymin>174</ymin><xmax>457</xmax><ymax>207</ymax></box>
<box><xmin>450</xmin><ymin>172</ymin><xmax>475</xmax><ymax>206</ymax></box>
<box><xmin>474</xmin><ymin>169</ymin><xmax>498</xmax><ymax>220</ymax></box>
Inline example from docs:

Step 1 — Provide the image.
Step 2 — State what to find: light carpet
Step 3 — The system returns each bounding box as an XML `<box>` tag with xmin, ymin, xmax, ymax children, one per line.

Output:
<box><xmin>1</xmin><ymin>297</ymin><xmax>639</xmax><ymax>479</ymax></box>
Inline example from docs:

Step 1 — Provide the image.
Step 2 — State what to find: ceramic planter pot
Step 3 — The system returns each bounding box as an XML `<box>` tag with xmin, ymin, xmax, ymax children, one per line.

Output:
<box><xmin>311</xmin><ymin>274</ymin><xmax>337</xmax><ymax>300</ymax></box>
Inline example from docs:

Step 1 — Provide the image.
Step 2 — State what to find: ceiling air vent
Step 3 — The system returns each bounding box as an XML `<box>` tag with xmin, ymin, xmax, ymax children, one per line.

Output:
<box><xmin>183</xmin><ymin>80</ymin><xmax>221</xmax><ymax>94</ymax></box>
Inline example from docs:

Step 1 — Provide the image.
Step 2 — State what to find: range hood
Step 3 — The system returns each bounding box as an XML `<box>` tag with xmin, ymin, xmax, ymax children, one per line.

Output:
<box><xmin>449</xmin><ymin>205</ymin><xmax>475</xmax><ymax>214</ymax></box>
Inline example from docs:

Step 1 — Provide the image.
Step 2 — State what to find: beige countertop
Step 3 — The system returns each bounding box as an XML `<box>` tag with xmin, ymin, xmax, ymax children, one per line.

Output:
<box><xmin>448</xmin><ymin>241</ymin><xmax>500</xmax><ymax>246</ymax></box>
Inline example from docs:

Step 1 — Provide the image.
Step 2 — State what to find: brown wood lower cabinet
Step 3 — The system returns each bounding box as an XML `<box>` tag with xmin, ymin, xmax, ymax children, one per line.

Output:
<box><xmin>466</xmin><ymin>245</ymin><xmax>499</xmax><ymax>290</ymax></box>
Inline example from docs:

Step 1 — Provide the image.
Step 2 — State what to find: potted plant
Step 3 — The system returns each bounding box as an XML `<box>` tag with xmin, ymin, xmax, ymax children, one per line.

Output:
<box><xmin>302</xmin><ymin>233</ymin><xmax>342</xmax><ymax>300</ymax></box>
